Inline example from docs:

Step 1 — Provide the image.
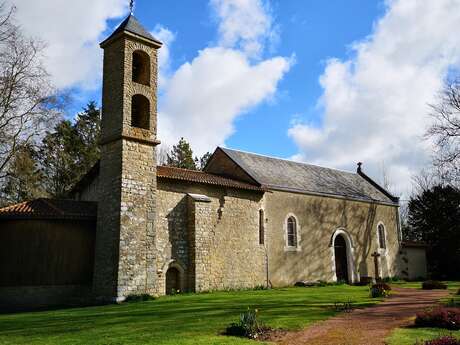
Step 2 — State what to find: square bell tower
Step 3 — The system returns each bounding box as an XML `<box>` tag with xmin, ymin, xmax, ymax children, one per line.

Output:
<box><xmin>93</xmin><ymin>15</ymin><xmax>162</xmax><ymax>302</ymax></box>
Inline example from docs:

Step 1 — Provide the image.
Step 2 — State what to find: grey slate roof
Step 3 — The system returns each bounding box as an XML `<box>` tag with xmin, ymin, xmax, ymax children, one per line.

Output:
<box><xmin>219</xmin><ymin>147</ymin><xmax>398</xmax><ymax>205</ymax></box>
<box><xmin>101</xmin><ymin>15</ymin><xmax>162</xmax><ymax>46</ymax></box>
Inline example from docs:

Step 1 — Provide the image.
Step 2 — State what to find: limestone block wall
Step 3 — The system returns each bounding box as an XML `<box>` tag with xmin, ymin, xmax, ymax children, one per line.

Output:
<box><xmin>156</xmin><ymin>180</ymin><xmax>266</xmax><ymax>294</ymax></box>
<box><xmin>265</xmin><ymin>190</ymin><xmax>400</xmax><ymax>286</ymax></box>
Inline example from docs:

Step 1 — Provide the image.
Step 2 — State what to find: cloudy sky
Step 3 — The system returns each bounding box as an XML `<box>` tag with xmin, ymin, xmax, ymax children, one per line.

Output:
<box><xmin>10</xmin><ymin>0</ymin><xmax>460</xmax><ymax>196</ymax></box>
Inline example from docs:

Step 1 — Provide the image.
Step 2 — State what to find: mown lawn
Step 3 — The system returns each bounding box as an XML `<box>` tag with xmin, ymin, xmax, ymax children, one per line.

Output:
<box><xmin>386</xmin><ymin>281</ymin><xmax>460</xmax><ymax>345</ymax></box>
<box><xmin>0</xmin><ymin>285</ymin><xmax>379</xmax><ymax>345</ymax></box>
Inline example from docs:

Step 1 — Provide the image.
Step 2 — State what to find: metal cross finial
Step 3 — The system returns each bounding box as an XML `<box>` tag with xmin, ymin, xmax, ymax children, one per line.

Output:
<box><xmin>129</xmin><ymin>0</ymin><xmax>135</xmax><ymax>15</ymax></box>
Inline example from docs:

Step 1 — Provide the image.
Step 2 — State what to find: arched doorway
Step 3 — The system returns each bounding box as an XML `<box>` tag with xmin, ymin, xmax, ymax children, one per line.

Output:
<box><xmin>334</xmin><ymin>234</ymin><xmax>349</xmax><ymax>283</ymax></box>
<box><xmin>165</xmin><ymin>267</ymin><xmax>180</xmax><ymax>295</ymax></box>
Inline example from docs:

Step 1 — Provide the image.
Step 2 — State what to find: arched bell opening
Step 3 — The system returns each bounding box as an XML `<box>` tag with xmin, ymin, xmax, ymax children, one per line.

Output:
<box><xmin>132</xmin><ymin>50</ymin><xmax>150</xmax><ymax>86</ymax></box>
<box><xmin>131</xmin><ymin>94</ymin><xmax>150</xmax><ymax>129</ymax></box>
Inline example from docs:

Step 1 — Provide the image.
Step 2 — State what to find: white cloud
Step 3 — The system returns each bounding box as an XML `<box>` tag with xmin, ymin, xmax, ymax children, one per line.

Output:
<box><xmin>9</xmin><ymin>0</ymin><xmax>127</xmax><ymax>89</ymax></box>
<box><xmin>210</xmin><ymin>0</ymin><xmax>277</xmax><ymax>59</ymax></box>
<box><xmin>288</xmin><ymin>0</ymin><xmax>460</xmax><ymax>196</ymax></box>
<box><xmin>158</xmin><ymin>0</ymin><xmax>291</xmax><ymax>155</ymax></box>
<box><xmin>151</xmin><ymin>25</ymin><xmax>176</xmax><ymax>89</ymax></box>
<box><xmin>159</xmin><ymin>48</ymin><xmax>291</xmax><ymax>153</ymax></box>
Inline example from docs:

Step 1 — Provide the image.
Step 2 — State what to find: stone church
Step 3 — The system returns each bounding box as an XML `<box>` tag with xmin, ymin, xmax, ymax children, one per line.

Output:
<box><xmin>0</xmin><ymin>15</ymin><xmax>412</xmax><ymax>307</ymax></box>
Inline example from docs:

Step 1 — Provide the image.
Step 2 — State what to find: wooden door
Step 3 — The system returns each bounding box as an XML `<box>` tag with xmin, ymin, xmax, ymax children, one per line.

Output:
<box><xmin>334</xmin><ymin>235</ymin><xmax>349</xmax><ymax>283</ymax></box>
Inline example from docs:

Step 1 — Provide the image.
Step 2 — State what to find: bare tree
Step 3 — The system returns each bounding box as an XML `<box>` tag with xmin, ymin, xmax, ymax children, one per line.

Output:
<box><xmin>0</xmin><ymin>4</ymin><xmax>58</xmax><ymax>179</ymax></box>
<box><xmin>156</xmin><ymin>144</ymin><xmax>170</xmax><ymax>166</ymax></box>
<box><xmin>426</xmin><ymin>78</ymin><xmax>460</xmax><ymax>183</ymax></box>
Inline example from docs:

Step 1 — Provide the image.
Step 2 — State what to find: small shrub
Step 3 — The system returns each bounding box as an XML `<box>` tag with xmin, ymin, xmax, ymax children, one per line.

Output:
<box><xmin>446</xmin><ymin>299</ymin><xmax>460</xmax><ymax>308</ymax></box>
<box><xmin>415</xmin><ymin>307</ymin><xmax>460</xmax><ymax>330</ymax></box>
<box><xmin>416</xmin><ymin>336</ymin><xmax>460</xmax><ymax>345</ymax></box>
<box><xmin>423</xmin><ymin>281</ymin><xmax>448</xmax><ymax>290</ymax></box>
<box><xmin>370</xmin><ymin>283</ymin><xmax>391</xmax><ymax>298</ymax></box>
<box><xmin>124</xmin><ymin>294</ymin><xmax>156</xmax><ymax>302</ymax></box>
<box><xmin>225</xmin><ymin>308</ymin><xmax>269</xmax><ymax>339</ymax></box>
<box><xmin>333</xmin><ymin>300</ymin><xmax>354</xmax><ymax>313</ymax></box>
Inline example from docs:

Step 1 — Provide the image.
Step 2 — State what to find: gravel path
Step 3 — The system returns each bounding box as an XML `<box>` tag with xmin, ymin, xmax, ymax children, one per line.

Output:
<box><xmin>272</xmin><ymin>287</ymin><xmax>449</xmax><ymax>345</ymax></box>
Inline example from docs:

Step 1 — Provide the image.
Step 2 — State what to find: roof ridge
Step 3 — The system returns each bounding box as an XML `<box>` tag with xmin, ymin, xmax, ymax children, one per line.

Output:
<box><xmin>158</xmin><ymin>165</ymin><xmax>209</xmax><ymax>174</ymax></box>
<box><xmin>220</xmin><ymin>147</ymin><xmax>358</xmax><ymax>176</ymax></box>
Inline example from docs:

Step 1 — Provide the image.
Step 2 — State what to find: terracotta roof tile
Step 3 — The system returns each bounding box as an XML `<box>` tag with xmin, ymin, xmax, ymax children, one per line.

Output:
<box><xmin>157</xmin><ymin>166</ymin><xmax>264</xmax><ymax>192</ymax></box>
<box><xmin>0</xmin><ymin>199</ymin><xmax>97</xmax><ymax>220</ymax></box>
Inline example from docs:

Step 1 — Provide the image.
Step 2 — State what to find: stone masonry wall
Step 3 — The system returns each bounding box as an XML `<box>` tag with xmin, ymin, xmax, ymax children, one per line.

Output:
<box><xmin>156</xmin><ymin>180</ymin><xmax>266</xmax><ymax>294</ymax></box>
<box><xmin>265</xmin><ymin>190</ymin><xmax>401</xmax><ymax>286</ymax></box>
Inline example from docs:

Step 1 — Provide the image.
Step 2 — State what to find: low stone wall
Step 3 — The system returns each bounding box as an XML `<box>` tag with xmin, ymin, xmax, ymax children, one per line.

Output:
<box><xmin>0</xmin><ymin>285</ymin><xmax>92</xmax><ymax>312</ymax></box>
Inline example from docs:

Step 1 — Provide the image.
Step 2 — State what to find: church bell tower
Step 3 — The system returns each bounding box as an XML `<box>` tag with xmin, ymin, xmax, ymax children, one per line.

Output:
<box><xmin>93</xmin><ymin>14</ymin><xmax>162</xmax><ymax>301</ymax></box>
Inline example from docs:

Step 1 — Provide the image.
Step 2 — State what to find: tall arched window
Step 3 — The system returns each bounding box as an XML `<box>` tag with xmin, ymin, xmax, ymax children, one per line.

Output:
<box><xmin>132</xmin><ymin>50</ymin><xmax>150</xmax><ymax>85</ymax></box>
<box><xmin>287</xmin><ymin>216</ymin><xmax>297</xmax><ymax>247</ymax></box>
<box><xmin>377</xmin><ymin>224</ymin><xmax>386</xmax><ymax>249</ymax></box>
<box><xmin>259</xmin><ymin>209</ymin><xmax>265</xmax><ymax>245</ymax></box>
<box><xmin>131</xmin><ymin>94</ymin><xmax>150</xmax><ymax>129</ymax></box>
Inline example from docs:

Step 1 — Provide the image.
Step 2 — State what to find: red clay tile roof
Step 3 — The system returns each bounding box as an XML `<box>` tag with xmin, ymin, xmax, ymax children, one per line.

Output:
<box><xmin>157</xmin><ymin>165</ymin><xmax>265</xmax><ymax>192</ymax></box>
<box><xmin>71</xmin><ymin>162</ymin><xmax>265</xmax><ymax>194</ymax></box>
<box><xmin>0</xmin><ymin>198</ymin><xmax>97</xmax><ymax>220</ymax></box>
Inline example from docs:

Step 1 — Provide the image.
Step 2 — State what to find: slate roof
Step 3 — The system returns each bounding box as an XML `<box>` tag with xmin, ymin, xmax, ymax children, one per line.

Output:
<box><xmin>100</xmin><ymin>15</ymin><xmax>162</xmax><ymax>46</ymax></box>
<box><xmin>217</xmin><ymin>147</ymin><xmax>398</xmax><ymax>205</ymax></box>
<box><xmin>0</xmin><ymin>199</ymin><xmax>97</xmax><ymax>220</ymax></box>
<box><xmin>157</xmin><ymin>165</ymin><xmax>265</xmax><ymax>192</ymax></box>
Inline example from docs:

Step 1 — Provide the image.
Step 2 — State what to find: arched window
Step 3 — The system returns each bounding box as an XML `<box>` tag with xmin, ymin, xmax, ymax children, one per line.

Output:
<box><xmin>131</xmin><ymin>94</ymin><xmax>150</xmax><ymax>129</ymax></box>
<box><xmin>259</xmin><ymin>209</ymin><xmax>265</xmax><ymax>245</ymax></box>
<box><xmin>377</xmin><ymin>224</ymin><xmax>386</xmax><ymax>249</ymax></box>
<box><xmin>132</xmin><ymin>50</ymin><xmax>150</xmax><ymax>85</ymax></box>
<box><xmin>286</xmin><ymin>216</ymin><xmax>297</xmax><ymax>247</ymax></box>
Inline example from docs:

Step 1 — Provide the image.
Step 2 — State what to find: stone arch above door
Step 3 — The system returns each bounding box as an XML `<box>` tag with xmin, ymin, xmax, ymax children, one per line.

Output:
<box><xmin>329</xmin><ymin>228</ymin><xmax>357</xmax><ymax>283</ymax></box>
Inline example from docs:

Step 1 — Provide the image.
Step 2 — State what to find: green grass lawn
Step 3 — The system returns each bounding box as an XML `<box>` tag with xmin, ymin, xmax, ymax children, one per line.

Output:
<box><xmin>386</xmin><ymin>281</ymin><xmax>460</xmax><ymax>345</ymax></box>
<box><xmin>0</xmin><ymin>285</ymin><xmax>379</xmax><ymax>345</ymax></box>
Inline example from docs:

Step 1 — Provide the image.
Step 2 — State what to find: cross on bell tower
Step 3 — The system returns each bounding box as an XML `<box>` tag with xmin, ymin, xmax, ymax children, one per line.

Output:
<box><xmin>93</xmin><ymin>13</ymin><xmax>163</xmax><ymax>302</ymax></box>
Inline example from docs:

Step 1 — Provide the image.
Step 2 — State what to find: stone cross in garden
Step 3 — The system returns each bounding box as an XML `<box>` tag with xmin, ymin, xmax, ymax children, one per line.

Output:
<box><xmin>371</xmin><ymin>251</ymin><xmax>381</xmax><ymax>282</ymax></box>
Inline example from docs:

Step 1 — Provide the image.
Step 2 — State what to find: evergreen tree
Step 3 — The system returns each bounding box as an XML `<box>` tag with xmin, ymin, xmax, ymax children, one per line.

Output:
<box><xmin>407</xmin><ymin>184</ymin><xmax>460</xmax><ymax>279</ymax></box>
<box><xmin>1</xmin><ymin>144</ymin><xmax>45</xmax><ymax>204</ymax></box>
<box><xmin>37</xmin><ymin>102</ymin><xmax>101</xmax><ymax>198</ymax></box>
<box><xmin>166</xmin><ymin>137</ymin><xmax>197</xmax><ymax>170</ymax></box>
<box><xmin>197</xmin><ymin>151</ymin><xmax>212</xmax><ymax>170</ymax></box>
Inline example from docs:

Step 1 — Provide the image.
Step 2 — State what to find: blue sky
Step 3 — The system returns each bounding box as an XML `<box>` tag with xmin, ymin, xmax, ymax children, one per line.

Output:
<box><xmin>11</xmin><ymin>0</ymin><xmax>460</xmax><ymax>195</ymax></box>
<box><xmin>91</xmin><ymin>1</ymin><xmax>385</xmax><ymax>158</ymax></box>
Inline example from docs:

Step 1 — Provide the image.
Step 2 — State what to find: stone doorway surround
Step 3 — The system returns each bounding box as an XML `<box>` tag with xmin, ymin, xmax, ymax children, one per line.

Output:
<box><xmin>330</xmin><ymin>228</ymin><xmax>356</xmax><ymax>283</ymax></box>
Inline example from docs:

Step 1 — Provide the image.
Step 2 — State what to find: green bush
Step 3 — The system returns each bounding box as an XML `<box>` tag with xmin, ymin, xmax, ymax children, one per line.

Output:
<box><xmin>422</xmin><ymin>281</ymin><xmax>448</xmax><ymax>290</ymax></box>
<box><xmin>124</xmin><ymin>294</ymin><xmax>156</xmax><ymax>302</ymax></box>
<box><xmin>225</xmin><ymin>308</ymin><xmax>269</xmax><ymax>339</ymax></box>
<box><xmin>370</xmin><ymin>283</ymin><xmax>391</xmax><ymax>298</ymax></box>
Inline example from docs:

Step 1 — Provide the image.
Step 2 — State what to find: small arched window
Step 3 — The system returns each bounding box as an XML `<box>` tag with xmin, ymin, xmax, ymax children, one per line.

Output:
<box><xmin>131</xmin><ymin>94</ymin><xmax>150</xmax><ymax>129</ymax></box>
<box><xmin>132</xmin><ymin>50</ymin><xmax>150</xmax><ymax>85</ymax></box>
<box><xmin>259</xmin><ymin>209</ymin><xmax>265</xmax><ymax>245</ymax></box>
<box><xmin>287</xmin><ymin>216</ymin><xmax>297</xmax><ymax>247</ymax></box>
<box><xmin>378</xmin><ymin>224</ymin><xmax>386</xmax><ymax>249</ymax></box>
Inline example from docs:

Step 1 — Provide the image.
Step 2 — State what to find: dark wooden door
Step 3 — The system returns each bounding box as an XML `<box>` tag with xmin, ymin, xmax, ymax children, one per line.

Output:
<box><xmin>334</xmin><ymin>235</ymin><xmax>349</xmax><ymax>283</ymax></box>
<box><xmin>166</xmin><ymin>267</ymin><xmax>180</xmax><ymax>295</ymax></box>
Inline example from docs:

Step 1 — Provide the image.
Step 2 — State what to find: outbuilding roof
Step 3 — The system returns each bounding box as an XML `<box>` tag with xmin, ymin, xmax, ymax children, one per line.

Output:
<box><xmin>207</xmin><ymin>147</ymin><xmax>398</xmax><ymax>205</ymax></box>
<box><xmin>0</xmin><ymin>199</ymin><xmax>97</xmax><ymax>220</ymax></box>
